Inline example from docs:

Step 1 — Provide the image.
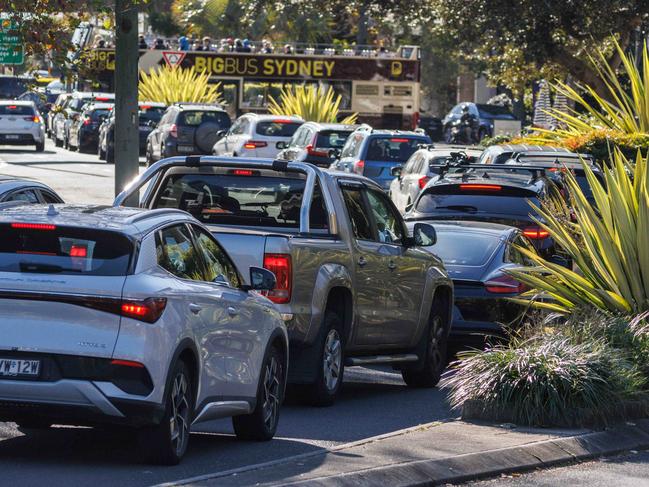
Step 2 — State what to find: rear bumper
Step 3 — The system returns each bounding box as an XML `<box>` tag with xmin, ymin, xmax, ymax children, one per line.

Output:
<box><xmin>0</xmin><ymin>132</ymin><xmax>42</xmax><ymax>145</ymax></box>
<box><xmin>0</xmin><ymin>379</ymin><xmax>164</xmax><ymax>427</ymax></box>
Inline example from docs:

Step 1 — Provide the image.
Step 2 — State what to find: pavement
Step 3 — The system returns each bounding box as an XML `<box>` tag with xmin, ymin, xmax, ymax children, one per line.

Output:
<box><xmin>1</xmin><ymin>140</ymin><xmax>649</xmax><ymax>486</ymax></box>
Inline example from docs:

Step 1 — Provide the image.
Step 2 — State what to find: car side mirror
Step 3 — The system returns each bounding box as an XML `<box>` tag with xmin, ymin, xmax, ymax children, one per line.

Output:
<box><xmin>413</xmin><ymin>222</ymin><xmax>436</xmax><ymax>247</ymax></box>
<box><xmin>247</xmin><ymin>266</ymin><xmax>276</xmax><ymax>292</ymax></box>
<box><xmin>391</xmin><ymin>165</ymin><xmax>402</xmax><ymax>178</ymax></box>
<box><xmin>216</xmin><ymin>129</ymin><xmax>226</xmax><ymax>138</ymax></box>
<box><xmin>276</xmin><ymin>141</ymin><xmax>288</xmax><ymax>149</ymax></box>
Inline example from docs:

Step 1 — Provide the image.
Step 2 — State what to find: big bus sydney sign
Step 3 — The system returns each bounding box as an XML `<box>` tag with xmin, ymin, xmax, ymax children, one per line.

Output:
<box><xmin>87</xmin><ymin>46</ymin><xmax>422</xmax><ymax>129</ymax></box>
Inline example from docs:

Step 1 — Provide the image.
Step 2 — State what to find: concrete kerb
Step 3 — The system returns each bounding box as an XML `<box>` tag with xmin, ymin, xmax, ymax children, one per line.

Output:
<box><xmin>276</xmin><ymin>420</ymin><xmax>649</xmax><ymax>486</ymax></box>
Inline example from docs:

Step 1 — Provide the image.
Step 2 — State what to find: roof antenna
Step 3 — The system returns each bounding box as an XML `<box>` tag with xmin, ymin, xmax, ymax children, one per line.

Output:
<box><xmin>47</xmin><ymin>204</ymin><xmax>59</xmax><ymax>217</ymax></box>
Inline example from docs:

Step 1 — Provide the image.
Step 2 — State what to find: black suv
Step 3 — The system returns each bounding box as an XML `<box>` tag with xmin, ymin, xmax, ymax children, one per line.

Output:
<box><xmin>276</xmin><ymin>122</ymin><xmax>357</xmax><ymax>167</ymax></box>
<box><xmin>404</xmin><ymin>164</ymin><xmax>559</xmax><ymax>257</ymax></box>
<box><xmin>67</xmin><ymin>102</ymin><xmax>114</xmax><ymax>153</ymax></box>
<box><xmin>145</xmin><ymin>103</ymin><xmax>231</xmax><ymax>165</ymax></box>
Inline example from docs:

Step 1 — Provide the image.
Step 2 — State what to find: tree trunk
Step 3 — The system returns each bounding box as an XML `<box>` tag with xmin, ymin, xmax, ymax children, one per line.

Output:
<box><xmin>114</xmin><ymin>0</ymin><xmax>139</xmax><ymax>204</ymax></box>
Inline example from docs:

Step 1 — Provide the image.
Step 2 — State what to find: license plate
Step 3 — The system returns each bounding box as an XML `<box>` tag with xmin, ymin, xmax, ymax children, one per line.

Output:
<box><xmin>177</xmin><ymin>145</ymin><xmax>195</xmax><ymax>153</ymax></box>
<box><xmin>0</xmin><ymin>358</ymin><xmax>41</xmax><ymax>377</ymax></box>
<box><xmin>4</xmin><ymin>135</ymin><xmax>19</xmax><ymax>140</ymax></box>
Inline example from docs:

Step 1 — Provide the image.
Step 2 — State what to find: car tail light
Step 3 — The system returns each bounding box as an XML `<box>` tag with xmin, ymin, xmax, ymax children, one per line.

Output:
<box><xmin>11</xmin><ymin>223</ymin><xmax>56</xmax><ymax>231</ymax></box>
<box><xmin>69</xmin><ymin>245</ymin><xmax>87</xmax><ymax>257</ymax></box>
<box><xmin>459</xmin><ymin>184</ymin><xmax>502</xmax><ymax>191</ymax></box>
<box><xmin>390</xmin><ymin>138</ymin><xmax>410</xmax><ymax>143</ymax></box>
<box><xmin>139</xmin><ymin>105</ymin><xmax>152</xmax><ymax>109</ymax></box>
<box><xmin>231</xmin><ymin>169</ymin><xmax>254</xmax><ymax>176</ymax></box>
<box><xmin>120</xmin><ymin>298</ymin><xmax>167</xmax><ymax>323</ymax></box>
<box><xmin>111</xmin><ymin>359</ymin><xmax>145</xmax><ymax>368</ymax></box>
<box><xmin>263</xmin><ymin>253</ymin><xmax>292</xmax><ymax>304</ymax></box>
<box><xmin>82</xmin><ymin>118</ymin><xmax>92</xmax><ymax>126</ymax></box>
<box><xmin>353</xmin><ymin>160</ymin><xmax>365</xmax><ymax>174</ymax></box>
<box><xmin>169</xmin><ymin>123</ymin><xmax>178</xmax><ymax>138</ymax></box>
<box><xmin>274</xmin><ymin>119</ymin><xmax>293</xmax><ymax>124</ymax></box>
<box><xmin>306</xmin><ymin>144</ymin><xmax>329</xmax><ymax>157</ymax></box>
<box><xmin>24</xmin><ymin>115</ymin><xmax>41</xmax><ymax>123</ymax></box>
<box><xmin>522</xmin><ymin>226</ymin><xmax>550</xmax><ymax>240</ymax></box>
<box><xmin>95</xmin><ymin>97</ymin><xmax>111</xmax><ymax>101</ymax></box>
<box><xmin>418</xmin><ymin>176</ymin><xmax>431</xmax><ymax>189</ymax></box>
<box><xmin>243</xmin><ymin>140</ymin><xmax>268</xmax><ymax>149</ymax></box>
<box><xmin>485</xmin><ymin>274</ymin><xmax>526</xmax><ymax>294</ymax></box>
<box><xmin>7</xmin><ymin>105</ymin><xmax>17</xmax><ymax>109</ymax></box>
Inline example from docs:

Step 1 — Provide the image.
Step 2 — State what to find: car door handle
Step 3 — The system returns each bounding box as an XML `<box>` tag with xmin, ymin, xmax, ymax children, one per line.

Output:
<box><xmin>189</xmin><ymin>303</ymin><xmax>202</xmax><ymax>315</ymax></box>
<box><xmin>227</xmin><ymin>306</ymin><xmax>239</xmax><ymax>317</ymax></box>
<box><xmin>388</xmin><ymin>260</ymin><xmax>397</xmax><ymax>270</ymax></box>
<box><xmin>358</xmin><ymin>256</ymin><xmax>367</xmax><ymax>267</ymax></box>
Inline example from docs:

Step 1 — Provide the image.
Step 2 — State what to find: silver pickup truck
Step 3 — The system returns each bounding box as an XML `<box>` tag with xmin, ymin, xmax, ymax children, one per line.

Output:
<box><xmin>115</xmin><ymin>156</ymin><xmax>453</xmax><ymax>406</ymax></box>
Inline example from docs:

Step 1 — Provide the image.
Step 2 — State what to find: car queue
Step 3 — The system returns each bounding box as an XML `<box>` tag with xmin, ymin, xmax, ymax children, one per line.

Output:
<box><xmin>0</xmin><ymin>91</ymin><xmax>601</xmax><ymax>465</ymax></box>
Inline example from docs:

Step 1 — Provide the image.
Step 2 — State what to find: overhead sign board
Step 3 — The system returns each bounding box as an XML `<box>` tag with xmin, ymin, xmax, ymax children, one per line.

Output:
<box><xmin>0</xmin><ymin>43</ymin><xmax>23</xmax><ymax>65</ymax></box>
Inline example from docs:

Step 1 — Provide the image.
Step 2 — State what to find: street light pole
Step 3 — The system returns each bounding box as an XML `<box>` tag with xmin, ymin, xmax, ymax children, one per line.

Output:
<box><xmin>113</xmin><ymin>0</ymin><xmax>139</xmax><ymax>205</ymax></box>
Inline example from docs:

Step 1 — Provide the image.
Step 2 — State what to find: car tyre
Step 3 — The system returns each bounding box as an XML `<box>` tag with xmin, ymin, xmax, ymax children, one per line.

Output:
<box><xmin>306</xmin><ymin>311</ymin><xmax>344</xmax><ymax>407</ymax></box>
<box><xmin>98</xmin><ymin>143</ymin><xmax>106</xmax><ymax>160</ymax></box>
<box><xmin>233</xmin><ymin>345</ymin><xmax>285</xmax><ymax>441</ymax></box>
<box><xmin>401</xmin><ymin>302</ymin><xmax>448</xmax><ymax>388</ymax></box>
<box><xmin>54</xmin><ymin>136</ymin><xmax>62</xmax><ymax>147</ymax></box>
<box><xmin>138</xmin><ymin>360</ymin><xmax>194</xmax><ymax>465</ymax></box>
<box><xmin>35</xmin><ymin>141</ymin><xmax>45</xmax><ymax>152</ymax></box>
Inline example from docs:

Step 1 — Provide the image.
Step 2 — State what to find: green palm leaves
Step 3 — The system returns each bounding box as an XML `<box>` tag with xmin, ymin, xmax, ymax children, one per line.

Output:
<box><xmin>139</xmin><ymin>66</ymin><xmax>223</xmax><ymax>105</ymax></box>
<box><xmin>508</xmin><ymin>150</ymin><xmax>649</xmax><ymax>314</ymax></box>
<box><xmin>268</xmin><ymin>85</ymin><xmax>358</xmax><ymax>124</ymax></box>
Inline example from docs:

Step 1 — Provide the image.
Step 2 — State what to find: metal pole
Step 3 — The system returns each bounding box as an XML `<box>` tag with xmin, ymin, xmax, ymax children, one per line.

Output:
<box><xmin>114</xmin><ymin>0</ymin><xmax>139</xmax><ymax>205</ymax></box>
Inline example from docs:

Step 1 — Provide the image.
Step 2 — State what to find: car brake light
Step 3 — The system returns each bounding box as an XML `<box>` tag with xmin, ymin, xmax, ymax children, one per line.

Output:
<box><xmin>274</xmin><ymin>119</ymin><xmax>293</xmax><ymax>124</ymax></box>
<box><xmin>111</xmin><ymin>359</ymin><xmax>145</xmax><ymax>368</ymax></box>
<box><xmin>522</xmin><ymin>226</ymin><xmax>550</xmax><ymax>240</ymax></box>
<box><xmin>95</xmin><ymin>97</ymin><xmax>110</xmax><ymax>101</ymax></box>
<box><xmin>306</xmin><ymin>144</ymin><xmax>329</xmax><ymax>157</ymax></box>
<box><xmin>82</xmin><ymin>118</ymin><xmax>92</xmax><ymax>126</ymax></box>
<box><xmin>169</xmin><ymin>123</ymin><xmax>178</xmax><ymax>138</ymax></box>
<box><xmin>120</xmin><ymin>298</ymin><xmax>167</xmax><ymax>323</ymax></box>
<box><xmin>353</xmin><ymin>160</ymin><xmax>365</xmax><ymax>174</ymax></box>
<box><xmin>390</xmin><ymin>138</ymin><xmax>410</xmax><ymax>143</ymax></box>
<box><xmin>244</xmin><ymin>140</ymin><xmax>268</xmax><ymax>149</ymax></box>
<box><xmin>418</xmin><ymin>176</ymin><xmax>431</xmax><ymax>189</ymax></box>
<box><xmin>139</xmin><ymin>105</ymin><xmax>152</xmax><ymax>109</ymax></box>
<box><xmin>231</xmin><ymin>169</ymin><xmax>254</xmax><ymax>176</ymax></box>
<box><xmin>11</xmin><ymin>223</ymin><xmax>56</xmax><ymax>231</ymax></box>
<box><xmin>263</xmin><ymin>253</ymin><xmax>292</xmax><ymax>304</ymax></box>
<box><xmin>485</xmin><ymin>274</ymin><xmax>526</xmax><ymax>294</ymax></box>
<box><xmin>24</xmin><ymin>115</ymin><xmax>41</xmax><ymax>123</ymax></box>
<box><xmin>7</xmin><ymin>105</ymin><xmax>17</xmax><ymax>109</ymax></box>
<box><xmin>69</xmin><ymin>245</ymin><xmax>87</xmax><ymax>257</ymax></box>
<box><xmin>459</xmin><ymin>184</ymin><xmax>502</xmax><ymax>191</ymax></box>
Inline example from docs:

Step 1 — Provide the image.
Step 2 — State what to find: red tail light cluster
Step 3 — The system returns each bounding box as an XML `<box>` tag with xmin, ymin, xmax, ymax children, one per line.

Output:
<box><xmin>24</xmin><ymin>115</ymin><xmax>41</xmax><ymax>123</ymax></box>
<box><xmin>418</xmin><ymin>176</ymin><xmax>431</xmax><ymax>189</ymax></box>
<box><xmin>522</xmin><ymin>226</ymin><xmax>550</xmax><ymax>240</ymax></box>
<box><xmin>485</xmin><ymin>275</ymin><xmax>526</xmax><ymax>294</ymax></box>
<box><xmin>353</xmin><ymin>160</ymin><xmax>365</xmax><ymax>174</ymax></box>
<box><xmin>263</xmin><ymin>253</ymin><xmax>292</xmax><ymax>304</ymax></box>
<box><xmin>243</xmin><ymin>140</ymin><xmax>268</xmax><ymax>149</ymax></box>
<box><xmin>306</xmin><ymin>144</ymin><xmax>329</xmax><ymax>157</ymax></box>
<box><xmin>120</xmin><ymin>298</ymin><xmax>167</xmax><ymax>323</ymax></box>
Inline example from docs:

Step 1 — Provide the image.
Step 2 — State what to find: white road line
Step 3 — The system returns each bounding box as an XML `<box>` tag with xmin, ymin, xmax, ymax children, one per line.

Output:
<box><xmin>153</xmin><ymin>420</ymin><xmax>447</xmax><ymax>487</ymax></box>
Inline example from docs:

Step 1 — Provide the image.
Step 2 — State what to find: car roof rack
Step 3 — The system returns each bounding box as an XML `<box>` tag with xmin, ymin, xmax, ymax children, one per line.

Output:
<box><xmin>429</xmin><ymin>162</ymin><xmax>550</xmax><ymax>181</ymax></box>
<box><xmin>356</xmin><ymin>124</ymin><xmax>373</xmax><ymax>133</ymax></box>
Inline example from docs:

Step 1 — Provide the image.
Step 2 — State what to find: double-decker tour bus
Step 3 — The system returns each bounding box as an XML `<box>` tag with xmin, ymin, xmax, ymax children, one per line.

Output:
<box><xmin>85</xmin><ymin>44</ymin><xmax>421</xmax><ymax>130</ymax></box>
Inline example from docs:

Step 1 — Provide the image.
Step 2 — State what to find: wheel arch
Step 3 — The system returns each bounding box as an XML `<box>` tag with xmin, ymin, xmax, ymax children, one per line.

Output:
<box><xmin>307</xmin><ymin>263</ymin><xmax>353</xmax><ymax>345</ymax></box>
<box><xmin>165</xmin><ymin>338</ymin><xmax>200</xmax><ymax>414</ymax></box>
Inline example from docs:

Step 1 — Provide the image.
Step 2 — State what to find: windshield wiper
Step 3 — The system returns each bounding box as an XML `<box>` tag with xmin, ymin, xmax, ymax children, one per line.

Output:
<box><xmin>19</xmin><ymin>262</ymin><xmax>81</xmax><ymax>274</ymax></box>
<box><xmin>434</xmin><ymin>205</ymin><xmax>479</xmax><ymax>213</ymax></box>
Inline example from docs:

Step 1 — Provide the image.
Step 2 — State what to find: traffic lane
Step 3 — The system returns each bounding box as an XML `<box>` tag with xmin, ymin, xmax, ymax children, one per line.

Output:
<box><xmin>465</xmin><ymin>449</ymin><xmax>649</xmax><ymax>486</ymax></box>
<box><xmin>0</xmin><ymin>139</ymin><xmax>144</xmax><ymax>205</ymax></box>
<box><xmin>0</xmin><ymin>366</ymin><xmax>454</xmax><ymax>487</ymax></box>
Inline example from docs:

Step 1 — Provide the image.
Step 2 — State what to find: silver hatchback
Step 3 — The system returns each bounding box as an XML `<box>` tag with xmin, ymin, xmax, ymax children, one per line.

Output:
<box><xmin>0</xmin><ymin>101</ymin><xmax>45</xmax><ymax>152</ymax></box>
<box><xmin>0</xmin><ymin>205</ymin><xmax>288</xmax><ymax>465</ymax></box>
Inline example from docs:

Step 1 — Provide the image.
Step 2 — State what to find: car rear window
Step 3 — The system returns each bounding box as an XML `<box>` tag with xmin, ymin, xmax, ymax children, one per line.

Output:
<box><xmin>90</xmin><ymin>109</ymin><xmax>111</xmax><ymax>121</ymax></box>
<box><xmin>256</xmin><ymin>121</ymin><xmax>301</xmax><ymax>137</ymax></box>
<box><xmin>0</xmin><ymin>224</ymin><xmax>133</xmax><ymax>276</ymax></box>
<box><xmin>432</xmin><ymin>231</ymin><xmax>501</xmax><ymax>266</ymax></box>
<box><xmin>366</xmin><ymin>137</ymin><xmax>427</xmax><ymax>162</ymax></box>
<box><xmin>139</xmin><ymin>106</ymin><xmax>165</xmax><ymax>125</ymax></box>
<box><xmin>178</xmin><ymin>110</ymin><xmax>231</xmax><ymax>128</ymax></box>
<box><xmin>153</xmin><ymin>172</ymin><xmax>329</xmax><ymax>230</ymax></box>
<box><xmin>316</xmin><ymin>130</ymin><xmax>353</xmax><ymax>149</ymax></box>
<box><xmin>416</xmin><ymin>187</ymin><xmax>540</xmax><ymax>218</ymax></box>
<box><xmin>0</xmin><ymin>104</ymin><xmax>35</xmax><ymax>116</ymax></box>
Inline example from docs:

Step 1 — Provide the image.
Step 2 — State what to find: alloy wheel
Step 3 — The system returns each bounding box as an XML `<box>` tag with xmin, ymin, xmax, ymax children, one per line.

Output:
<box><xmin>169</xmin><ymin>372</ymin><xmax>190</xmax><ymax>457</ymax></box>
<box><xmin>262</xmin><ymin>355</ymin><xmax>282</xmax><ymax>430</ymax></box>
<box><xmin>323</xmin><ymin>329</ymin><xmax>342</xmax><ymax>392</ymax></box>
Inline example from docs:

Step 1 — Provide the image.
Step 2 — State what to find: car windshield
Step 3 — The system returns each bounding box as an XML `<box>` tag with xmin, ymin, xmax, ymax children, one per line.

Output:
<box><xmin>432</xmin><ymin>231</ymin><xmax>501</xmax><ymax>266</ymax></box>
<box><xmin>256</xmin><ymin>121</ymin><xmax>302</xmax><ymax>137</ymax></box>
<box><xmin>0</xmin><ymin>224</ymin><xmax>133</xmax><ymax>276</ymax></box>
<box><xmin>366</xmin><ymin>137</ymin><xmax>427</xmax><ymax>162</ymax></box>
<box><xmin>138</xmin><ymin>106</ymin><xmax>166</xmax><ymax>125</ymax></box>
<box><xmin>0</xmin><ymin>104</ymin><xmax>34</xmax><ymax>116</ymax></box>
<box><xmin>153</xmin><ymin>173</ymin><xmax>329</xmax><ymax>231</ymax></box>
<box><xmin>315</xmin><ymin>130</ymin><xmax>353</xmax><ymax>148</ymax></box>
<box><xmin>476</xmin><ymin>104</ymin><xmax>516</xmax><ymax>119</ymax></box>
<box><xmin>177</xmin><ymin>110</ymin><xmax>231</xmax><ymax>128</ymax></box>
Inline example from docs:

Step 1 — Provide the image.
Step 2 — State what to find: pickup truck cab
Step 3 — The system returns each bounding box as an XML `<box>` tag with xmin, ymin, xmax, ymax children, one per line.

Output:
<box><xmin>115</xmin><ymin>156</ymin><xmax>453</xmax><ymax>406</ymax></box>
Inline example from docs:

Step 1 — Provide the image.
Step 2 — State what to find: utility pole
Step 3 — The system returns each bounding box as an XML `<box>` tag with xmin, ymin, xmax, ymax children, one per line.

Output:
<box><xmin>113</xmin><ymin>0</ymin><xmax>139</xmax><ymax>205</ymax></box>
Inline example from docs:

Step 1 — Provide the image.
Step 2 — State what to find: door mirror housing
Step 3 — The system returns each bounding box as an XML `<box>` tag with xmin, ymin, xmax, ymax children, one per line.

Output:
<box><xmin>276</xmin><ymin>141</ymin><xmax>288</xmax><ymax>149</ymax></box>
<box><xmin>246</xmin><ymin>266</ymin><xmax>277</xmax><ymax>292</ymax></box>
<box><xmin>216</xmin><ymin>129</ymin><xmax>226</xmax><ymax>138</ymax></box>
<box><xmin>391</xmin><ymin>165</ymin><xmax>402</xmax><ymax>178</ymax></box>
<box><xmin>413</xmin><ymin>222</ymin><xmax>437</xmax><ymax>247</ymax></box>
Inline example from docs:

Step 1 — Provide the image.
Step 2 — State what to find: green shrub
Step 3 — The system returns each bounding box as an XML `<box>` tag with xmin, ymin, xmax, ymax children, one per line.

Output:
<box><xmin>479</xmin><ymin>134</ymin><xmax>514</xmax><ymax>147</ymax></box>
<box><xmin>442</xmin><ymin>332</ymin><xmax>645</xmax><ymax>427</ymax></box>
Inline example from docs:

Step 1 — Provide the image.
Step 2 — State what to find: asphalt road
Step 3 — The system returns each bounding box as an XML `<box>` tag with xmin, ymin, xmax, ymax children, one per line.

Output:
<box><xmin>466</xmin><ymin>450</ymin><xmax>649</xmax><ymax>486</ymax></box>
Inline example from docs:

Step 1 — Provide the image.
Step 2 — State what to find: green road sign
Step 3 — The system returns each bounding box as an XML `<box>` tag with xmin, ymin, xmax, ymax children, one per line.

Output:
<box><xmin>0</xmin><ymin>18</ymin><xmax>17</xmax><ymax>32</ymax></box>
<box><xmin>0</xmin><ymin>33</ymin><xmax>20</xmax><ymax>44</ymax></box>
<box><xmin>0</xmin><ymin>43</ymin><xmax>23</xmax><ymax>65</ymax></box>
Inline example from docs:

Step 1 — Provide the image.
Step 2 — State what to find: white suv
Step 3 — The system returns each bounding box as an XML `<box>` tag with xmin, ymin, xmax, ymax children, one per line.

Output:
<box><xmin>0</xmin><ymin>101</ymin><xmax>45</xmax><ymax>152</ymax></box>
<box><xmin>0</xmin><ymin>204</ymin><xmax>288</xmax><ymax>465</ymax></box>
<box><xmin>212</xmin><ymin>114</ymin><xmax>303</xmax><ymax>158</ymax></box>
